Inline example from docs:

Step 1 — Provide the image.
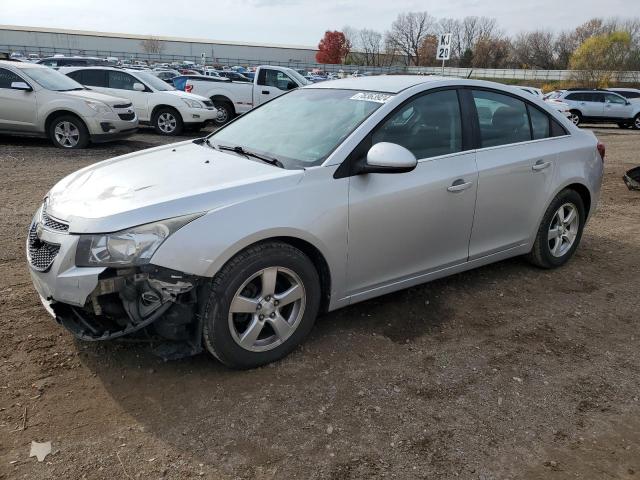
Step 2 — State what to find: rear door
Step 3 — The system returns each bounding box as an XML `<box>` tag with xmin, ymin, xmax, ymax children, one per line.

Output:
<box><xmin>0</xmin><ymin>67</ymin><xmax>37</xmax><ymax>131</ymax></box>
<box><xmin>585</xmin><ymin>92</ymin><xmax>606</xmax><ymax>118</ymax></box>
<box><xmin>468</xmin><ymin>89</ymin><xmax>560</xmax><ymax>259</ymax></box>
<box><xmin>254</xmin><ymin>68</ymin><xmax>297</xmax><ymax>106</ymax></box>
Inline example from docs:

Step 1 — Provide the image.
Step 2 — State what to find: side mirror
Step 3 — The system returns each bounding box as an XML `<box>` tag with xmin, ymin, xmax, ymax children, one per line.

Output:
<box><xmin>286</xmin><ymin>81</ymin><xmax>297</xmax><ymax>90</ymax></box>
<box><xmin>11</xmin><ymin>81</ymin><xmax>32</xmax><ymax>92</ymax></box>
<box><xmin>626</xmin><ymin>100</ymin><xmax>632</xmax><ymax>106</ymax></box>
<box><xmin>358</xmin><ymin>142</ymin><xmax>417</xmax><ymax>174</ymax></box>
<box><xmin>132</xmin><ymin>82</ymin><xmax>145</xmax><ymax>91</ymax></box>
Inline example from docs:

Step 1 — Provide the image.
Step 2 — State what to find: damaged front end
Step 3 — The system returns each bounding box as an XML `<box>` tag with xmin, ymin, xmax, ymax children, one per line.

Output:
<box><xmin>52</xmin><ymin>265</ymin><xmax>206</xmax><ymax>359</ymax></box>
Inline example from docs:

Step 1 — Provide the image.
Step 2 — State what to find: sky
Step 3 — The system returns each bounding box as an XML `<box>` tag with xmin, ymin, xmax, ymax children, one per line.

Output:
<box><xmin>0</xmin><ymin>0</ymin><xmax>635</xmax><ymax>47</ymax></box>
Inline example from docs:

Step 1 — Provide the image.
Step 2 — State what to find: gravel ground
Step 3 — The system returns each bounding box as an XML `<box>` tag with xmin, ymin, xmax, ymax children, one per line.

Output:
<box><xmin>0</xmin><ymin>125</ymin><xmax>639</xmax><ymax>480</ymax></box>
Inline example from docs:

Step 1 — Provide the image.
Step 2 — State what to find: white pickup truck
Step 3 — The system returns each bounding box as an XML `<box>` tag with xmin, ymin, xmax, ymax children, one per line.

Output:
<box><xmin>185</xmin><ymin>65</ymin><xmax>310</xmax><ymax>125</ymax></box>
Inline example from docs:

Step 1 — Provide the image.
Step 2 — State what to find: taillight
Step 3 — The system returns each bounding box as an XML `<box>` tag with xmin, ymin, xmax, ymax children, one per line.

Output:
<box><xmin>597</xmin><ymin>142</ymin><xmax>605</xmax><ymax>162</ymax></box>
<box><xmin>185</xmin><ymin>84</ymin><xmax>193</xmax><ymax>93</ymax></box>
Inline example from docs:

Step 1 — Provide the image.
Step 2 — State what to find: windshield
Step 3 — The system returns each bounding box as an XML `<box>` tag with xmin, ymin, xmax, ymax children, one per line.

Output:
<box><xmin>286</xmin><ymin>68</ymin><xmax>311</xmax><ymax>86</ymax></box>
<box><xmin>209</xmin><ymin>88</ymin><xmax>389</xmax><ymax>168</ymax></box>
<box><xmin>134</xmin><ymin>71</ymin><xmax>175</xmax><ymax>91</ymax></box>
<box><xmin>21</xmin><ymin>66</ymin><xmax>84</xmax><ymax>91</ymax></box>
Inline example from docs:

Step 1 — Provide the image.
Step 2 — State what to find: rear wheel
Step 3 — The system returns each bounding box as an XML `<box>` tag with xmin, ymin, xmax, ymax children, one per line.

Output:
<box><xmin>152</xmin><ymin>107</ymin><xmax>183</xmax><ymax>135</ymax></box>
<box><xmin>48</xmin><ymin>115</ymin><xmax>89</xmax><ymax>149</ymax></box>
<box><xmin>212</xmin><ymin>100</ymin><xmax>235</xmax><ymax>126</ymax></box>
<box><xmin>569</xmin><ymin>110</ymin><xmax>582</xmax><ymax>127</ymax></box>
<box><xmin>633</xmin><ymin>114</ymin><xmax>640</xmax><ymax>130</ymax></box>
<box><xmin>202</xmin><ymin>242</ymin><xmax>321</xmax><ymax>369</ymax></box>
<box><xmin>526</xmin><ymin>189</ymin><xmax>585</xmax><ymax>269</ymax></box>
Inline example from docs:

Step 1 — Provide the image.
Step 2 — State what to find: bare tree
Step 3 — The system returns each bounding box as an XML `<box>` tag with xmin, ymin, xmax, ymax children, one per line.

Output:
<box><xmin>512</xmin><ymin>30</ymin><xmax>556</xmax><ymax>69</ymax></box>
<box><xmin>140</xmin><ymin>36</ymin><xmax>164</xmax><ymax>55</ymax></box>
<box><xmin>359</xmin><ymin>29</ymin><xmax>384</xmax><ymax>66</ymax></box>
<box><xmin>385</xmin><ymin>12</ymin><xmax>436</xmax><ymax>66</ymax></box>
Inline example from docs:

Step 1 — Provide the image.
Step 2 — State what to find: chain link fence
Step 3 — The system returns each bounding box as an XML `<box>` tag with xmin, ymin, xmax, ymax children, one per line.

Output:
<box><xmin>4</xmin><ymin>44</ymin><xmax>640</xmax><ymax>83</ymax></box>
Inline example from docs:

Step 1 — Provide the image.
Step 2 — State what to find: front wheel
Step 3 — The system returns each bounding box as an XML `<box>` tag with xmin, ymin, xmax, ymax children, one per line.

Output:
<box><xmin>48</xmin><ymin>115</ymin><xmax>89</xmax><ymax>149</ymax></box>
<box><xmin>212</xmin><ymin>100</ymin><xmax>235</xmax><ymax>126</ymax></box>
<box><xmin>152</xmin><ymin>107</ymin><xmax>183</xmax><ymax>135</ymax></box>
<box><xmin>633</xmin><ymin>114</ymin><xmax>640</xmax><ymax>130</ymax></box>
<box><xmin>526</xmin><ymin>189</ymin><xmax>585</xmax><ymax>269</ymax></box>
<box><xmin>202</xmin><ymin>242</ymin><xmax>321</xmax><ymax>369</ymax></box>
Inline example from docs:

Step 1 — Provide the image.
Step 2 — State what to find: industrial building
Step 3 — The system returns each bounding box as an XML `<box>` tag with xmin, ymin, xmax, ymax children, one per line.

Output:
<box><xmin>0</xmin><ymin>24</ymin><xmax>319</xmax><ymax>64</ymax></box>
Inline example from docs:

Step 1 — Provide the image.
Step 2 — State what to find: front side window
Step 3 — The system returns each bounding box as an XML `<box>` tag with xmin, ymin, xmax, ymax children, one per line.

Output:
<box><xmin>0</xmin><ymin>68</ymin><xmax>24</xmax><ymax>89</ymax></box>
<box><xmin>259</xmin><ymin>69</ymin><xmax>297</xmax><ymax>91</ymax></box>
<box><xmin>372</xmin><ymin>89</ymin><xmax>462</xmax><ymax>159</ymax></box>
<box><xmin>210</xmin><ymin>89</ymin><xmax>386</xmax><ymax>168</ymax></box>
<box><xmin>20</xmin><ymin>66</ymin><xmax>84</xmax><ymax>91</ymax></box>
<box><xmin>472</xmin><ymin>90</ymin><xmax>531</xmax><ymax>148</ymax></box>
<box><xmin>604</xmin><ymin>93</ymin><xmax>626</xmax><ymax>104</ymax></box>
<box><xmin>108</xmin><ymin>71</ymin><xmax>137</xmax><ymax>90</ymax></box>
<box><xmin>134</xmin><ymin>72</ymin><xmax>173</xmax><ymax>91</ymax></box>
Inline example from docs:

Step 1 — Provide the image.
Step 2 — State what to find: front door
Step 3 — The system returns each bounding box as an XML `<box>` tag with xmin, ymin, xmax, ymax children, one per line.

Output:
<box><xmin>347</xmin><ymin>89</ymin><xmax>478</xmax><ymax>297</ymax></box>
<box><xmin>603</xmin><ymin>92</ymin><xmax>633</xmax><ymax>120</ymax></box>
<box><xmin>0</xmin><ymin>68</ymin><xmax>37</xmax><ymax>131</ymax></box>
<box><xmin>255</xmin><ymin>69</ymin><xmax>296</xmax><ymax>106</ymax></box>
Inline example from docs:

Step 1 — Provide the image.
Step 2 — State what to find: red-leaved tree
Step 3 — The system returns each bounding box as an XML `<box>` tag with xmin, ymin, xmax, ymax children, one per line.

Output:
<box><xmin>316</xmin><ymin>31</ymin><xmax>351</xmax><ymax>64</ymax></box>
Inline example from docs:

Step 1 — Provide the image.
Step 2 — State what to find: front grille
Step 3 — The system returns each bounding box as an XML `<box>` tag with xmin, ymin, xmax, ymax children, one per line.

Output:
<box><xmin>202</xmin><ymin>100</ymin><xmax>214</xmax><ymax>108</ymax></box>
<box><xmin>27</xmin><ymin>223</ymin><xmax>60</xmax><ymax>272</ymax></box>
<box><xmin>113</xmin><ymin>103</ymin><xmax>133</xmax><ymax>109</ymax></box>
<box><xmin>42</xmin><ymin>211</ymin><xmax>69</xmax><ymax>232</ymax></box>
<box><xmin>118</xmin><ymin>113</ymin><xmax>135</xmax><ymax>121</ymax></box>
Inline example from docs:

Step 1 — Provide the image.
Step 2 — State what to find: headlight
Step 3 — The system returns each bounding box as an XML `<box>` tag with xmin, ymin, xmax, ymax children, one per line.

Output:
<box><xmin>75</xmin><ymin>214</ymin><xmax>202</xmax><ymax>267</ymax></box>
<box><xmin>181</xmin><ymin>98</ymin><xmax>203</xmax><ymax>109</ymax></box>
<box><xmin>85</xmin><ymin>100</ymin><xmax>113</xmax><ymax>115</ymax></box>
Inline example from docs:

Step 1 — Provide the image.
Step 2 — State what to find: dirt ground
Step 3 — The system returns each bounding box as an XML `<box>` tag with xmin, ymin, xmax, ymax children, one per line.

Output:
<box><xmin>1</xmin><ymin>125</ymin><xmax>639</xmax><ymax>480</ymax></box>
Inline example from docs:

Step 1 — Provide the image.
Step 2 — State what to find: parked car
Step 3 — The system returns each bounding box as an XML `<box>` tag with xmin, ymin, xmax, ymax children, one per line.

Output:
<box><xmin>551</xmin><ymin>89</ymin><xmax>640</xmax><ymax>129</ymax></box>
<box><xmin>28</xmin><ymin>76</ymin><xmax>603</xmax><ymax>368</ymax></box>
<box><xmin>0</xmin><ymin>59</ymin><xmax>138</xmax><ymax>148</ymax></box>
<box><xmin>607</xmin><ymin>88</ymin><xmax>640</xmax><ymax>101</ymax></box>
<box><xmin>185</xmin><ymin>65</ymin><xmax>310</xmax><ymax>125</ymax></box>
<box><xmin>37</xmin><ymin>56</ymin><xmax>110</xmax><ymax>69</ymax></box>
<box><xmin>61</xmin><ymin>67</ymin><xmax>219</xmax><ymax>135</ymax></box>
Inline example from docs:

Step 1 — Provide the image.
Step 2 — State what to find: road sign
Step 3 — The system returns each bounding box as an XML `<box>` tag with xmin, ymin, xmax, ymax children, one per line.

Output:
<box><xmin>436</xmin><ymin>33</ymin><xmax>452</xmax><ymax>61</ymax></box>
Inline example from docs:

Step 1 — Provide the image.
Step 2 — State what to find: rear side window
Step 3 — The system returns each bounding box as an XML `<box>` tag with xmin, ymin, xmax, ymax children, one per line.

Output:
<box><xmin>472</xmin><ymin>90</ymin><xmax>531</xmax><ymax>148</ymax></box>
<box><xmin>373</xmin><ymin>89</ymin><xmax>462</xmax><ymax>159</ymax></box>
<box><xmin>528</xmin><ymin>105</ymin><xmax>550</xmax><ymax>139</ymax></box>
<box><xmin>0</xmin><ymin>68</ymin><xmax>24</xmax><ymax>89</ymax></box>
<box><xmin>81</xmin><ymin>69</ymin><xmax>108</xmax><ymax>87</ymax></box>
<box><xmin>622</xmin><ymin>91</ymin><xmax>640</xmax><ymax>99</ymax></box>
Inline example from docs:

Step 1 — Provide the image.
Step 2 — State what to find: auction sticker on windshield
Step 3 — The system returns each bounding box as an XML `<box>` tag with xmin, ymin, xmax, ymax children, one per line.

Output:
<box><xmin>350</xmin><ymin>92</ymin><xmax>393</xmax><ymax>103</ymax></box>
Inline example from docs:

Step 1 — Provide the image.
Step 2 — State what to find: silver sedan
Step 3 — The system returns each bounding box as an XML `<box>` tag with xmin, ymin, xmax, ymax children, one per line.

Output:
<box><xmin>28</xmin><ymin>76</ymin><xmax>604</xmax><ymax>368</ymax></box>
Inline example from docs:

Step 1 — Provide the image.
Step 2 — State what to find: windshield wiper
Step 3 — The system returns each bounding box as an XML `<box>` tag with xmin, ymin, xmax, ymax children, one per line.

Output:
<box><xmin>216</xmin><ymin>144</ymin><xmax>284</xmax><ymax>168</ymax></box>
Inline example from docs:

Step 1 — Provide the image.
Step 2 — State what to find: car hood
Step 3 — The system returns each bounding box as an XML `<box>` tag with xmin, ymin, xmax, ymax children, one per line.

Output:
<box><xmin>163</xmin><ymin>89</ymin><xmax>210</xmax><ymax>102</ymax></box>
<box><xmin>64</xmin><ymin>89</ymin><xmax>131</xmax><ymax>107</ymax></box>
<box><xmin>46</xmin><ymin>140</ymin><xmax>304</xmax><ymax>233</ymax></box>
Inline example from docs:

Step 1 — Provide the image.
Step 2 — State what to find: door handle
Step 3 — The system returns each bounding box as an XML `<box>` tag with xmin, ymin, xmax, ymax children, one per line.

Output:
<box><xmin>262</xmin><ymin>90</ymin><xmax>270</xmax><ymax>94</ymax></box>
<box><xmin>447</xmin><ymin>180</ymin><xmax>473</xmax><ymax>192</ymax></box>
<box><xmin>532</xmin><ymin>160</ymin><xmax>551</xmax><ymax>171</ymax></box>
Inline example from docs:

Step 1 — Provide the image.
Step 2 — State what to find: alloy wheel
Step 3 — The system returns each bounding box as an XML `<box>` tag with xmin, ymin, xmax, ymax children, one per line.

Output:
<box><xmin>548</xmin><ymin>202</ymin><xmax>579</xmax><ymax>258</ymax></box>
<box><xmin>635</xmin><ymin>116</ymin><xmax>640</xmax><ymax>129</ymax></box>
<box><xmin>228</xmin><ymin>266</ymin><xmax>306</xmax><ymax>352</ymax></box>
<box><xmin>570</xmin><ymin>113</ymin><xmax>580</xmax><ymax>126</ymax></box>
<box><xmin>54</xmin><ymin>121</ymin><xmax>80</xmax><ymax>148</ymax></box>
<box><xmin>157</xmin><ymin>112</ymin><xmax>177</xmax><ymax>133</ymax></box>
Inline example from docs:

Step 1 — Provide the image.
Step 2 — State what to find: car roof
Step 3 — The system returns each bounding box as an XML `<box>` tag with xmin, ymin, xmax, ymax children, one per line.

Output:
<box><xmin>0</xmin><ymin>59</ymin><xmax>44</xmax><ymax>69</ymax></box>
<box><xmin>306</xmin><ymin>75</ymin><xmax>456</xmax><ymax>93</ymax></box>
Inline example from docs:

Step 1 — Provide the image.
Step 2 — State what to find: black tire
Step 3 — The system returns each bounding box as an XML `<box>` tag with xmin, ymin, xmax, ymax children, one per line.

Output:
<box><xmin>633</xmin><ymin>114</ymin><xmax>640</xmax><ymax>130</ymax></box>
<box><xmin>48</xmin><ymin>114</ymin><xmax>90</xmax><ymax>149</ymax></box>
<box><xmin>526</xmin><ymin>189</ymin><xmax>586</xmax><ymax>269</ymax></box>
<box><xmin>212</xmin><ymin>100</ymin><xmax>235</xmax><ymax>126</ymax></box>
<box><xmin>152</xmin><ymin>107</ymin><xmax>183</xmax><ymax>136</ymax></box>
<box><xmin>569</xmin><ymin>110</ymin><xmax>582</xmax><ymax>127</ymax></box>
<box><xmin>184</xmin><ymin>123</ymin><xmax>203</xmax><ymax>133</ymax></box>
<box><xmin>202</xmin><ymin>242</ymin><xmax>321</xmax><ymax>369</ymax></box>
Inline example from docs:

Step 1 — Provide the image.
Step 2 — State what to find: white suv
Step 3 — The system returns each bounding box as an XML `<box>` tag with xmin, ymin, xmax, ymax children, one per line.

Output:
<box><xmin>0</xmin><ymin>59</ymin><xmax>138</xmax><ymax>148</ymax></box>
<box><xmin>553</xmin><ymin>89</ymin><xmax>640</xmax><ymax>129</ymax></box>
<box><xmin>61</xmin><ymin>67</ymin><xmax>219</xmax><ymax>135</ymax></box>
